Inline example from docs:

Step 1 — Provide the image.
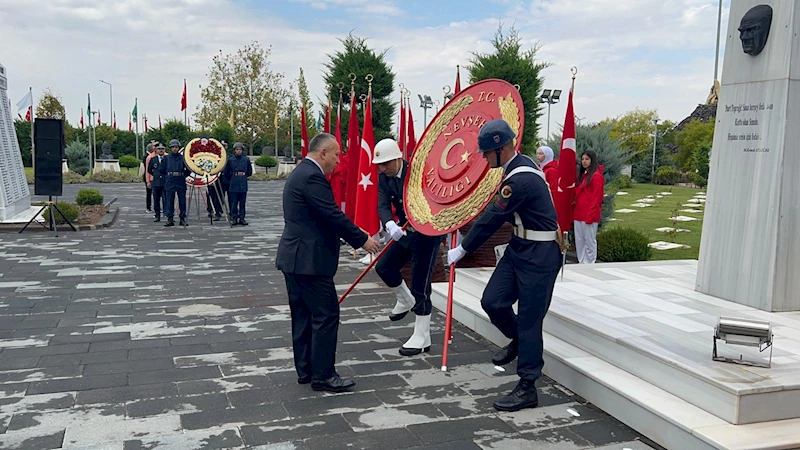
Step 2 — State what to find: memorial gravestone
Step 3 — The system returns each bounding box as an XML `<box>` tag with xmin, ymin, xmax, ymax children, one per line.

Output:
<box><xmin>697</xmin><ymin>1</ymin><xmax>800</xmax><ymax>311</ymax></box>
<box><xmin>0</xmin><ymin>63</ymin><xmax>31</xmax><ymax>221</ymax></box>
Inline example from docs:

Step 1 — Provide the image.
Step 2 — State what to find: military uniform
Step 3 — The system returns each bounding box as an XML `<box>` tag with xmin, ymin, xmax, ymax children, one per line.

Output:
<box><xmin>224</xmin><ymin>142</ymin><xmax>253</xmax><ymax>225</ymax></box>
<box><xmin>449</xmin><ymin>119</ymin><xmax>562</xmax><ymax>412</ymax></box>
<box><xmin>160</xmin><ymin>139</ymin><xmax>191</xmax><ymax>226</ymax></box>
<box><xmin>147</xmin><ymin>144</ymin><xmax>167</xmax><ymax>221</ymax></box>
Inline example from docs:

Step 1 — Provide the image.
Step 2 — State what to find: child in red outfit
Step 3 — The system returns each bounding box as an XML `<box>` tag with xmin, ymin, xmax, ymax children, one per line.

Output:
<box><xmin>572</xmin><ymin>150</ymin><xmax>604</xmax><ymax>264</ymax></box>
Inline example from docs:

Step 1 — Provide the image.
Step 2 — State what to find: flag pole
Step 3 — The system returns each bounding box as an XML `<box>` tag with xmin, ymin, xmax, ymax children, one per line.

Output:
<box><xmin>441</xmin><ymin>230</ymin><xmax>458</xmax><ymax>371</ymax></box>
<box><xmin>338</xmin><ymin>223</ymin><xmax>410</xmax><ymax>304</ymax></box>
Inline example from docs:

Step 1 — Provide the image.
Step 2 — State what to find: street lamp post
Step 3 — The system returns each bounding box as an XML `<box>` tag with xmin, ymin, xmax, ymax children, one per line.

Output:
<box><xmin>99</xmin><ymin>80</ymin><xmax>112</xmax><ymax>126</ymax></box>
<box><xmin>652</xmin><ymin>117</ymin><xmax>660</xmax><ymax>181</ymax></box>
<box><xmin>418</xmin><ymin>94</ymin><xmax>433</xmax><ymax>128</ymax></box>
<box><xmin>539</xmin><ymin>89</ymin><xmax>562</xmax><ymax>139</ymax></box>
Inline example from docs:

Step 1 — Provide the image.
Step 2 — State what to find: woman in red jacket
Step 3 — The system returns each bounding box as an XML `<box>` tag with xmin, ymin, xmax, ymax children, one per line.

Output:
<box><xmin>536</xmin><ymin>145</ymin><xmax>559</xmax><ymax>195</ymax></box>
<box><xmin>573</xmin><ymin>150</ymin><xmax>604</xmax><ymax>264</ymax></box>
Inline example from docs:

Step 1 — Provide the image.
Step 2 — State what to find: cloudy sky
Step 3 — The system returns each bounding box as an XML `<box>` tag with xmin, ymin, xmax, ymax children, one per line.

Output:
<box><xmin>0</xmin><ymin>0</ymin><xmax>729</xmax><ymax>140</ymax></box>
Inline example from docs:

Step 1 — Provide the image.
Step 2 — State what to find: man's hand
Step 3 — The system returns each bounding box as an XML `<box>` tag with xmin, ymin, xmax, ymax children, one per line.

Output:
<box><xmin>146</xmin><ymin>182</ymin><xmax>151</xmax><ymax>189</ymax></box>
<box><xmin>385</xmin><ymin>221</ymin><xmax>406</xmax><ymax>242</ymax></box>
<box><xmin>362</xmin><ymin>236</ymin><xmax>380</xmax><ymax>254</ymax></box>
<box><xmin>447</xmin><ymin>245</ymin><xmax>467</xmax><ymax>266</ymax></box>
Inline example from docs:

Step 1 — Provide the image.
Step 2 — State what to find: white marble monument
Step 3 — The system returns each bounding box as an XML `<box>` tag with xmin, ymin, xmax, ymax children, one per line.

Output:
<box><xmin>697</xmin><ymin>0</ymin><xmax>800</xmax><ymax>312</ymax></box>
<box><xmin>0</xmin><ymin>63</ymin><xmax>31</xmax><ymax>221</ymax></box>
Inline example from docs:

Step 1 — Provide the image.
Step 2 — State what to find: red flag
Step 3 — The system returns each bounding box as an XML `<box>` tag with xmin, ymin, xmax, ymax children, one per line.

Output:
<box><xmin>181</xmin><ymin>80</ymin><xmax>187</xmax><ymax>111</ymax></box>
<box><xmin>345</xmin><ymin>91</ymin><xmax>360</xmax><ymax>221</ymax></box>
<box><xmin>80</xmin><ymin>109</ymin><xmax>84</xmax><ymax>129</ymax></box>
<box><xmin>326</xmin><ymin>95</ymin><xmax>346</xmax><ymax>211</ymax></box>
<box><xmin>398</xmin><ymin>93</ymin><xmax>406</xmax><ymax>159</ymax></box>
<box><xmin>128</xmin><ymin>113</ymin><xmax>132</xmax><ymax>132</ymax></box>
<box><xmin>354</xmin><ymin>88</ymin><xmax>379</xmax><ymax>235</ymax></box>
<box><xmin>113</xmin><ymin>112</ymin><xmax>117</xmax><ymax>130</ymax></box>
<box><xmin>454</xmin><ymin>65</ymin><xmax>461</xmax><ymax>95</ymax></box>
<box><xmin>97</xmin><ymin>110</ymin><xmax>101</xmax><ymax>125</ymax></box>
<box><xmin>406</xmin><ymin>105</ymin><xmax>416</xmax><ymax>157</ymax></box>
<box><xmin>144</xmin><ymin>114</ymin><xmax>148</xmax><ymax>131</ymax></box>
<box><xmin>158</xmin><ymin>114</ymin><xmax>162</xmax><ymax>130</ymax></box>
<box><xmin>555</xmin><ymin>82</ymin><xmax>577</xmax><ymax>232</ymax></box>
<box><xmin>300</xmin><ymin>105</ymin><xmax>309</xmax><ymax>158</ymax></box>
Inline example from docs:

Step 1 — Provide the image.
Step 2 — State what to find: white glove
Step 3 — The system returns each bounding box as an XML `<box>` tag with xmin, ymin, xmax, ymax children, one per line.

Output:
<box><xmin>385</xmin><ymin>221</ymin><xmax>407</xmax><ymax>242</ymax></box>
<box><xmin>447</xmin><ymin>245</ymin><xmax>467</xmax><ymax>266</ymax></box>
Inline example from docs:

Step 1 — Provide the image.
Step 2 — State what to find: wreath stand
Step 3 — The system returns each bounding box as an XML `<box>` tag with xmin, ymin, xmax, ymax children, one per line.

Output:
<box><xmin>186</xmin><ymin>175</ymin><xmax>232</xmax><ymax>227</ymax></box>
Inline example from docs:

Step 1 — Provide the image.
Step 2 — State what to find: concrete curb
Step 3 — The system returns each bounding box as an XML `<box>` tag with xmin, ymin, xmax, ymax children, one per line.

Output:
<box><xmin>0</xmin><ymin>207</ymin><xmax>119</xmax><ymax>233</ymax></box>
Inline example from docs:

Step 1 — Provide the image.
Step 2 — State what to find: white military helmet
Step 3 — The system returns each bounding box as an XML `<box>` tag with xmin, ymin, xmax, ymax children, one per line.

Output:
<box><xmin>372</xmin><ymin>138</ymin><xmax>403</xmax><ymax>164</ymax></box>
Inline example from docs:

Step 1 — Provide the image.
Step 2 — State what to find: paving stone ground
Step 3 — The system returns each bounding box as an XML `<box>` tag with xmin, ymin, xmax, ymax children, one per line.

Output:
<box><xmin>0</xmin><ymin>182</ymin><xmax>664</xmax><ymax>449</ymax></box>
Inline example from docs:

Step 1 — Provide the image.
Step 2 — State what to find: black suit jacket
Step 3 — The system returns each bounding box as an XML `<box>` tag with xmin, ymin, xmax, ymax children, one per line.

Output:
<box><xmin>147</xmin><ymin>155</ymin><xmax>167</xmax><ymax>188</ymax></box>
<box><xmin>377</xmin><ymin>160</ymin><xmax>408</xmax><ymax>228</ymax></box>
<box><xmin>276</xmin><ymin>158</ymin><xmax>368</xmax><ymax>277</ymax></box>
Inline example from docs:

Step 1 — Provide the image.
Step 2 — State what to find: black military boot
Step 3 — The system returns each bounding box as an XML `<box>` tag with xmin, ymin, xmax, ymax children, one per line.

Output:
<box><xmin>179</xmin><ymin>218</ymin><xmax>188</xmax><ymax>227</ymax></box>
<box><xmin>153</xmin><ymin>215</ymin><xmax>161</xmax><ymax>222</ymax></box>
<box><xmin>492</xmin><ymin>338</ymin><xmax>518</xmax><ymax>365</ymax></box>
<box><xmin>239</xmin><ymin>218</ymin><xmax>248</xmax><ymax>226</ymax></box>
<box><xmin>164</xmin><ymin>219</ymin><xmax>174</xmax><ymax>227</ymax></box>
<box><xmin>492</xmin><ymin>379</ymin><xmax>538</xmax><ymax>411</ymax></box>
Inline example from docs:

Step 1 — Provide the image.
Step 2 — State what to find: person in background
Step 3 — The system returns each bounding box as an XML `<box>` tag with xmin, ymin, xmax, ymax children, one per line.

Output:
<box><xmin>147</xmin><ymin>143</ymin><xmax>167</xmax><ymax>222</ymax></box>
<box><xmin>572</xmin><ymin>150</ymin><xmax>605</xmax><ymax>264</ymax></box>
<box><xmin>536</xmin><ymin>146</ymin><xmax>559</xmax><ymax>195</ymax></box>
<box><xmin>224</xmin><ymin>142</ymin><xmax>253</xmax><ymax>225</ymax></box>
<box><xmin>142</xmin><ymin>142</ymin><xmax>155</xmax><ymax>212</ymax></box>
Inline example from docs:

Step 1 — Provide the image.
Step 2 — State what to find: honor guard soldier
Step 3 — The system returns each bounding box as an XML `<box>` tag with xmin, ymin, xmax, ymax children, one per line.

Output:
<box><xmin>373</xmin><ymin>139</ymin><xmax>444</xmax><ymax>356</ymax></box>
<box><xmin>160</xmin><ymin>139</ymin><xmax>191</xmax><ymax>227</ymax></box>
<box><xmin>447</xmin><ymin>119</ymin><xmax>564</xmax><ymax>412</ymax></box>
<box><xmin>224</xmin><ymin>142</ymin><xmax>253</xmax><ymax>225</ymax></box>
<box><xmin>147</xmin><ymin>143</ymin><xmax>167</xmax><ymax>222</ymax></box>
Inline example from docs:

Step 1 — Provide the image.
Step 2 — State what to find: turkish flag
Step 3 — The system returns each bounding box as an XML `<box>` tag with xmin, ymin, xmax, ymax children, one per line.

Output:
<box><xmin>326</xmin><ymin>97</ymin><xmax>346</xmax><ymax>211</ymax></box>
<box><xmin>128</xmin><ymin>113</ymin><xmax>132</xmax><ymax>132</ymax></box>
<box><xmin>97</xmin><ymin>110</ymin><xmax>101</xmax><ymax>125</ymax></box>
<box><xmin>80</xmin><ymin>109</ymin><xmax>84</xmax><ymax>129</ymax></box>
<box><xmin>344</xmin><ymin>92</ymin><xmax>360</xmax><ymax>221</ymax></box>
<box><xmin>406</xmin><ymin>105</ymin><xmax>416</xmax><ymax>158</ymax></box>
<box><xmin>324</xmin><ymin>98</ymin><xmax>331</xmax><ymax>134</ymax></box>
<box><xmin>113</xmin><ymin>112</ymin><xmax>117</xmax><ymax>130</ymax></box>
<box><xmin>454</xmin><ymin>65</ymin><xmax>461</xmax><ymax>95</ymax></box>
<box><xmin>181</xmin><ymin>80</ymin><xmax>187</xmax><ymax>111</ymax></box>
<box><xmin>354</xmin><ymin>90</ymin><xmax>379</xmax><ymax>236</ymax></box>
<box><xmin>399</xmin><ymin>94</ymin><xmax>406</xmax><ymax>159</ymax></box>
<box><xmin>555</xmin><ymin>85</ymin><xmax>577</xmax><ymax>232</ymax></box>
<box><xmin>300</xmin><ymin>105</ymin><xmax>308</xmax><ymax>158</ymax></box>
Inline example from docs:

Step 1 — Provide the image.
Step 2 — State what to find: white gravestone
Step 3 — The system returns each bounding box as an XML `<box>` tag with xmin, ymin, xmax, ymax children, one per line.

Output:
<box><xmin>0</xmin><ymin>63</ymin><xmax>31</xmax><ymax>220</ymax></box>
<box><xmin>697</xmin><ymin>1</ymin><xmax>800</xmax><ymax>311</ymax></box>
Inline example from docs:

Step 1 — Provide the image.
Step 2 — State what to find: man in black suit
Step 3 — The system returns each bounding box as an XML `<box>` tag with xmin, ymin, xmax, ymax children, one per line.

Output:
<box><xmin>147</xmin><ymin>143</ymin><xmax>167</xmax><ymax>222</ymax></box>
<box><xmin>276</xmin><ymin>133</ymin><xmax>380</xmax><ymax>393</ymax></box>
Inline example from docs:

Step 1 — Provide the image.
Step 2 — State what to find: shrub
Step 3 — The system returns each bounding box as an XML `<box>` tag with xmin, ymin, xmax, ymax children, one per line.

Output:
<box><xmin>63</xmin><ymin>171</ymin><xmax>89</xmax><ymax>184</ymax></box>
<box><xmin>118</xmin><ymin>155</ymin><xmax>140</xmax><ymax>169</ymax></box>
<box><xmin>76</xmin><ymin>188</ymin><xmax>104</xmax><ymax>205</ymax></box>
<box><xmin>249</xmin><ymin>173</ymin><xmax>271</xmax><ymax>181</ymax></box>
<box><xmin>653</xmin><ymin>166</ymin><xmax>681</xmax><ymax>185</ymax></box>
<box><xmin>65</xmin><ymin>141</ymin><xmax>90</xmax><ymax>175</ymax></box>
<box><xmin>90</xmin><ymin>170</ymin><xmax>140</xmax><ymax>183</ymax></box>
<box><xmin>25</xmin><ymin>170</ymin><xmax>34</xmax><ymax>185</ymax></box>
<box><xmin>255</xmin><ymin>154</ymin><xmax>278</xmax><ymax>168</ymax></box>
<box><xmin>609</xmin><ymin>174</ymin><xmax>633</xmax><ymax>190</ymax></box>
<box><xmin>597</xmin><ymin>227</ymin><xmax>653</xmax><ymax>262</ymax></box>
<box><xmin>42</xmin><ymin>202</ymin><xmax>79</xmax><ymax>225</ymax></box>
<box><xmin>687</xmin><ymin>172</ymin><xmax>708</xmax><ymax>188</ymax></box>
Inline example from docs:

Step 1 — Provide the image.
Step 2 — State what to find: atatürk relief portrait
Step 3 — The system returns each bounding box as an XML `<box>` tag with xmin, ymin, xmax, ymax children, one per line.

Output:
<box><xmin>738</xmin><ymin>4</ymin><xmax>773</xmax><ymax>56</ymax></box>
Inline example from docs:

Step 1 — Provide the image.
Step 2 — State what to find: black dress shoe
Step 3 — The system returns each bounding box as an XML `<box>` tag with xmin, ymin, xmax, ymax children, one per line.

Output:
<box><xmin>240</xmin><ymin>219</ymin><xmax>248</xmax><ymax>226</ymax></box>
<box><xmin>311</xmin><ymin>375</ymin><xmax>356</xmax><ymax>393</ymax></box>
<box><xmin>153</xmin><ymin>216</ymin><xmax>161</xmax><ymax>222</ymax></box>
<box><xmin>492</xmin><ymin>338</ymin><xmax>518</xmax><ymax>365</ymax></box>
<box><xmin>493</xmin><ymin>379</ymin><xmax>539</xmax><ymax>412</ymax></box>
<box><xmin>297</xmin><ymin>376</ymin><xmax>311</xmax><ymax>385</ymax></box>
<box><xmin>164</xmin><ymin>220</ymin><xmax>174</xmax><ymax>227</ymax></box>
<box><xmin>388</xmin><ymin>311</ymin><xmax>409</xmax><ymax>322</ymax></box>
<box><xmin>179</xmin><ymin>218</ymin><xmax>188</xmax><ymax>226</ymax></box>
<box><xmin>399</xmin><ymin>345</ymin><xmax>430</xmax><ymax>357</ymax></box>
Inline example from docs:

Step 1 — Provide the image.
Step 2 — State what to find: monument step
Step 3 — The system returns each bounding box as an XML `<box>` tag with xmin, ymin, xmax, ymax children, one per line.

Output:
<box><xmin>431</xmin><ymin>281</ymin><xmax>800</xmax><ymax>450</ymax></box>
<box><xmin>450</xmin><ymin>266</ymin><xmax>800</xmax><ymax>426</ymax></box>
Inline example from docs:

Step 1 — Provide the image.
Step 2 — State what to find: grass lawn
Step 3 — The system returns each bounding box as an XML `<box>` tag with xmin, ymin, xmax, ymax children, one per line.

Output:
<box><xmin>604</xmin><ymin>183</ymin><xmax>706</xmax><ymax>261</ymax></box>
<box><xmin>24</xmin><ymin>167</ymin><xmax>33</xmax><ymax>178</ymax></box>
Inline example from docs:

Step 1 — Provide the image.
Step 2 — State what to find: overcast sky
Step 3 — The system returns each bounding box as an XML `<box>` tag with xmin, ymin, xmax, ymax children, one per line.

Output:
<box><xmin>0</xmin><ymin>0</ymin><xmax>729</xmax><ymax>140</ymax></box>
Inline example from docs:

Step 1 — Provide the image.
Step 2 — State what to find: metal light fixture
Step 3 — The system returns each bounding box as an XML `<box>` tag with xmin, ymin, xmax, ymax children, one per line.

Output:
<box><xmin>713</xmin><ymin>316</ymin><xmax>774</xmax><ymax>368</ymax></box>
<box><xmin>418</xmin><ymin>94</ymin><xmax>433</xmax><ymax>128</ymax></box>
<box><xmin>540</xmin><ymin>89</ymin><xmax>562</xmax><ymax>138</ymax></box>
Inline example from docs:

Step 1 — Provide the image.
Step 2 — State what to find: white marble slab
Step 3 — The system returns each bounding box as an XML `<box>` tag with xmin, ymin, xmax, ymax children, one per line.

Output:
<box><xmin>669</xmin><ymin>216</ymin><xmax>699</xmax><ymax>222</ymax></box>
<box><xmin>655</xmin><ymin>227</ymin><xmax>690</xmax><ymax>233</ymax></box>
<box><xmin>631</xmin><ymin>203</ymin><xmax>651</xmax><ymax>208</ymax></box>
<box><xmin>616</xmin><ymin>209</ymin><xmax>638</xmax><ymax>213</ymax></box>
<box><xmin>649</xmin><ymin>241</ymin><xmax>691</xmax><ymax>250</ymax></box>
<box><xmin>680</xmin><ymin>209</ymin><xmax>704</xmax><ymax>213</ymax></box>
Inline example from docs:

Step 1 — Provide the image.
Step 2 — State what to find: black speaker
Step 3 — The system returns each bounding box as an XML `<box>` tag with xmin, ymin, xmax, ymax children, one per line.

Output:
<box><xmin>34</xmin><ymin>118</ymin><xmax>65</xmax><ymax>197</ymax></box>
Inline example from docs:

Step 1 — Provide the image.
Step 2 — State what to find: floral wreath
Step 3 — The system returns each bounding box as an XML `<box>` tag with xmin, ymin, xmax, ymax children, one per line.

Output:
<box><xmin>183</xmin><ymin>137</ymin><xmax>227</xmax><ymax>176</ymax></box>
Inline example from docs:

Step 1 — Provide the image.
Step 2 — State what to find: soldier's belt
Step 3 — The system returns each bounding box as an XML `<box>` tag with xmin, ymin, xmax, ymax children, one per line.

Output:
<box><xmin>513</xmin><ymin>227</ymin><xmax>558</xmax><ymax>242</ymax></box>
<box><xmin>169</xmin><ymin>172</ymin><xmax>183</xmax><ymax>176</ymax></box>
<box><xmin>235</xmin><ymin>172</ymin><xmax>246</xmax><ymax>176</ymax></box>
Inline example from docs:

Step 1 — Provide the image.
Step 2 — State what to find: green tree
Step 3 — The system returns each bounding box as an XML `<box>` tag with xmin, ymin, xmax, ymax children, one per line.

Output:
<box><xmin>673</xmin><ymin>119</ymin><xmax>715</xmax><ymax>172</ymax></box>
<box><xmin>195</xmin><ymin>41</ymin><xmax>287</xmax><ymax>155</ymax></box>
<box><xmin>35</xmin><ymin>88</ymin><xmax>66</xmax><ymax>120</ymax></box>
<box><xmin>159</xmin><ymin>119</ymin><xmax>195</xmax><ymax>147</ymax></box>
<box><xmin>13</xmin><ymin>119</ymin><xmax>31</xmax><ymax>166</ymax></box>
<box><xmin>467</xmin><ymin>24</ymin><xmax>550</xmax><ymax>155</ymax></box>
<box><xmin>65</xmin><ymin>141</ymin><xmax>90</xmax><ymax>175</ymax></box>
<box><xmin>112</xmin><ymin>130</ymin><xmax>138</xmax><ymax>157</ymax></box>
<box><xmin>323</xmin><ymin>33</ymin><xmax>396</xmax><ymax>148</ymax></box>
<box><xmin>210</xmin><ymin>120</ymin><xmax>235</xmax><ymax>147</ymax></box>
<box><xmin>599</xmin><ymin>108</ymin><xmax>663</xmax><ymax>159</ymax></box>
<box><xmin>694</xmin><ymin>142</ymin><xmax>711</xmax><ymax>178</ymax></box>
<box><xmin>294</xmin><ymin>68</ymin><xmax>319</xmax><ymax>146</ymax></box>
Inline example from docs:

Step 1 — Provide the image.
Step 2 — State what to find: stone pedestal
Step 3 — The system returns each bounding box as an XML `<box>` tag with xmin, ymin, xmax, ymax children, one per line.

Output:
<box><xmin>93</xmin><ymin>160</ymin><xmax>120</xmax><ymax>173</ymax></box>
<box><xmin>697</xmin><ymin>0</ymin><xmax>800</xmax><ymax>311</ymax></box>
<box><xmin>0</xmin><ymin>63</ymin><xmax>31</xmax><ymax>221</ymax></box>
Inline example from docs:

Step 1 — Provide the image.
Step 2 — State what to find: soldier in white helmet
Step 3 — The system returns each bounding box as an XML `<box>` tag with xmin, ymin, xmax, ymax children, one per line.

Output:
<box><xmin>372</xmin><ymin>139</ymin><xmax>444</xmax><ymax>356</ymax></box>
